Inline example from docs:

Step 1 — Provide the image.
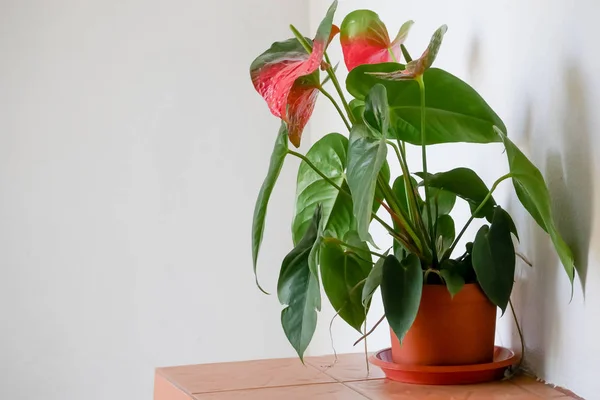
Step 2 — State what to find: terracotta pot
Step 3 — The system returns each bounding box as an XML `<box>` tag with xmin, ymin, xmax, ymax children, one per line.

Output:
<box><xmin>390</xmin><ymin>283</ymin><xmax>496</xmax><ymax>366</ymax></box>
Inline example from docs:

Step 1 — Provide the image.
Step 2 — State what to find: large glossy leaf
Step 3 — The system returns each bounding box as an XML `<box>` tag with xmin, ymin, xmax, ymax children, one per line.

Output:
<box><xmin>347</xmin><ymin>88</ymin><xmax>388</xmax><ymax>240</ymax></box>
<box><xmin>496</xmin><ymin>128</ymin><xmax>575</xmax><ymax>283</ymax></box>
<box><xmin>381</xmin><ymin>254</ymin><xmax>423</xmax><ymax>343</ymax></box>
<box><xmin>251</xmin><ymin>124</ymin><xmax>288</xmax><ymax>292</ymax></box>
<box><xmin>419</xmin><ymin>168</ymin><xmax>496</xmax><ymax>221</ymax></box>
<box><xmin>346</xmin><ymin>65</ymin><xmax>506</xmax><ymax>145</ymax></box>
<box><xmin>292</xmin><ymin>133</ymin><xmax>353</xmax><ymax>244</ymax></box>
<box><xmin>472</xmin><ymin>207</ymin><xmax>515</xmax><ymax>313</ymax></box>
<box><xmin>249</xmin><ymin>2</ymin><xmax>337</xmax><ymax>146</ymax></box>
<box><xmin>278</xmin><ymin>206</ymin><xmax>322</xmax><ymax>360</ymax></box>
<box><xmin>340</xmin><ymin>9</ymin><xmax>413</xmax><ymax>70</ymax></box>
<box><xmin>320</xmin><ymin>239</ymin><xmax>372</xmax><ymax>331</ymax></box>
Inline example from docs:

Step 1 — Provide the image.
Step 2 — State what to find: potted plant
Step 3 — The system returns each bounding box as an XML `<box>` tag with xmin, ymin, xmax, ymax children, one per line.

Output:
<box><xmin>249</xmin><ymin>1</ymin><xmax>574</xmax><ymax>381</ymax></box>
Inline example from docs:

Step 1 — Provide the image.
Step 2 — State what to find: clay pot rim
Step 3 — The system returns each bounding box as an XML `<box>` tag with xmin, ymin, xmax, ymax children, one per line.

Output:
<box><xmin>370</xmin><ymin>346</ymin><xmax>519</xmax><ymax>373</ymax></box>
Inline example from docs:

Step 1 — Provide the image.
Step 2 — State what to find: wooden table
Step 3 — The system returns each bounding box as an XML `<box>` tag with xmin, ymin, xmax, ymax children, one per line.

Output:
<box><xmin>154</xmin><ymin>353</ymin><xmax>578</xmax><ymax>399</ymax></box>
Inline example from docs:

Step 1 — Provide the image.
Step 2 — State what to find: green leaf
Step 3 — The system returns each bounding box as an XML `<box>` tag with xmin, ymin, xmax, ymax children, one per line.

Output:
<box><xmin>292</xmin><ymin>133</ymin><xmax>353</xmax><ymax>244</ymax></box>
<box><xmin>391</xmin><ymin>175</ymin><xmax>422</xmax><ymax>258</ymax></box>
<box><xmin>347</xmin><ymin>123</ymin><xmax>388</xmax><ymax>240</ymax></box>
<box><xmin>392</xmin><ymin>175</ymin><xmax>420</xmax><ymax>215</ymax></box>
<box><xmin>373</xmin><ymin>160</ymin><xmax>390</xmax><ymax>215</ymax></box>
<box><xmin>363</xmin><ymin>84</ymin><xmax>390</xmax><ymax>136</ymax></box>
<box><xmin>419</xmin><ymin>168</ymin><xmax>496</xmax><ymax>221</ymax></box>
<box><xmin>428</xmin><ymin>188</ymin><xmax>456</xmax><ymax>216</ymax></box>
<box><xmin>472</xmin><ymin>207</ymin><xmax>515</xmax><ymax>314</ymax></box>
<box><xmin>421</xmin><ymin>187</ymin><xmax>456</xmax><ymax>230</ymax></box>
<box><xmin>346</xmin><ymin>65</ymin><xmax>506</xmax><ymax>145</ymax></box>
<box><xmin>381</xmin><ymin>254</ymin><xmax>423</xmax><ymax>343</ymax></box>
<box><xmin>349</xmin><ymin>99</ymin><xmax>365</xmax><ymax>123</ymax></box>
<box><xmin>278</xmin><ymin>206</ymin><xmax>322</xmax><ymax>360</ymax></box>
<box><xmin>361</xmin><ymin>251</ymin><xmax>389</xmax><ymax>307</ymax></box>
<box><xmin>435</xmin><ymin>214</ymin><xmax>455</xmax><ymax>257</ymax></box>
<box><xmin>320</xmin><ymin>239</ymin><xmax>372</xmax><ymax>332</ymax></box>
<box><xmin>251</xmin><ymin>124</ymin><xmax>288</xmax><ymax>293</ymax></box>
<box><xmin>439</xmin><ymin>268</ymin><xmax>465</xmax><ymax>298</ymax></box>
<box><xmin>496</xmin><ymin>128</ymin><xmax>574</xmax><ymax>283</ymax></box>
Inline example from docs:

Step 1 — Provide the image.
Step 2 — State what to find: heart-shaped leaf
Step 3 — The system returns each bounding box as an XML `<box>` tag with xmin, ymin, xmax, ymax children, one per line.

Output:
<box><xmin>381</xmin><ymin>254</ymin><xmax>423</xmax><ymax>344</ymax></box>
<box><xmin>496</xmin><ymin>127</ymin><xmax>575</xmax><ymax>284</ymax></box>
<box><xmin>320</xmin><ymin>238</ymin><xmax>372</xmax><ymax>332</ymax></box>
<box><xmin>340</xmin><ymin>10</ymin><xmax>413</xmax><ymax>70</ymax></box>
<box><xmin>292</xmin><ymin>133</ymin><xmax>353</xmax><ymax>244</ymax></box>
<box><xmin>278</xmin><ymin>206</ymin><xmax>323</xmax><ymax>360</ymax></box>
<box><xmin>251</xmin><ymin>124</ymin><xmax>288</xmax><ymax>293</ymax></box>
<box><xmin>472</xmin><ymin>207</ymin><xmax>515</xmax><ymax>313</ymax></box>
<box><xmin>346</xmin><ymin>65</ymin><xmax>506</xmax><ymax>145</ymax></box>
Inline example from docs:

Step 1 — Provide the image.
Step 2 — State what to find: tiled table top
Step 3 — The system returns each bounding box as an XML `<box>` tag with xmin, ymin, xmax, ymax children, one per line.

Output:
<box><xmin>154</xmin><ymin>353</ymin><xmax>579</xmax><ymax>399</ymax></box>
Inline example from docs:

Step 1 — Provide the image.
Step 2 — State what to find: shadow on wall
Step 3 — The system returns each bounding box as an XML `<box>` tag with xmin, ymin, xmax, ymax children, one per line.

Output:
<box><xmin>545</xmin><ymin>62</ymin><xmax>594</xmax><ymax>294</ymax></box>
<box><xmin>508</xmin><ymin>63</ymin><xmax>595</xmax><ymax>376</ymax></box>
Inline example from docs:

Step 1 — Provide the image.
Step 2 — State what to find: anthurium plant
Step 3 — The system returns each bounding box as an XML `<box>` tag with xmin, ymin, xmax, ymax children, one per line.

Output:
<box><xmin>250</xmin><ymin>1</ymin><xmax>575</xmax><ymax>360</ymax></box>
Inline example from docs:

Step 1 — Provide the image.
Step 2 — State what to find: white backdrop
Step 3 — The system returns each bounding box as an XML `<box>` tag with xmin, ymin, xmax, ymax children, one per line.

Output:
<box><xmin>0</xmin><ymin>1</ymin><xmax>310</xmax><ymax>399</ymax></box>
<box><xmin>1</xmin><ymin>0</ymin><xmax>599</xmax><ymax>399</ymax></box>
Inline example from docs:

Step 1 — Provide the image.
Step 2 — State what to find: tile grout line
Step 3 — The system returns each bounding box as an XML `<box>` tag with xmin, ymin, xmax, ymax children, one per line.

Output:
<box><xmin>190</xmin><ymin>382</ymin><xmax>343</xmax><ymax>395</ymax></box>
<box><xmin>305</xmin><ymin>361</ymin><xmax>376</xmax><ymax>399</ymax></box>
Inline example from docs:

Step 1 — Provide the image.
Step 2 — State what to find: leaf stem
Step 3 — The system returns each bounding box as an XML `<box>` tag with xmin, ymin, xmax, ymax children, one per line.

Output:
<box><xmin>446</xmin><ymin>173</ymin><xmax>513</xmax><ymax>258</ymax></box>
<box><xmin>290</xmin><ymin>24</ymin><xmax>313</xmax><ymax>54</ymax></box>
<box><xmin>354</xmin><ymin>315</ymin><xmax>385</xmax><ymax>346</ymax></box>
<box><xmin>324</xmin><ymin>237</ymin><xmax>387</xmax><ymax>259</ymax></box>
<box><xmin>324</xmin><ymin>52</ymin><xmax>354</xmax><ymax>124</ymax></box>
<box><xmin>416</xmin><ymin>76</ymin><xmax>436</xmax><ymax>265</ymax></box>
<box><xmin>288</xmin><ymin>150</ymin><xmax>345</xmax><ymax>193</ymax></box>
<box><xmin>319</xmin><ymin>87</ymin><xmax>351</xmax><ymax>131</ymax></box>
<box><xmin>509</xmin><ymin>299</ymin><xmax>525</xmax><ymax>371</ymax></box>
<box><xmin>387</xmin><ymin>140</ymin><xmax>421</xmax><ymax>225</ymax></box>
<box><xmin>387</xmin><ymin>47</ymin><xmax>399</xmax><ymax>63</ymax></box>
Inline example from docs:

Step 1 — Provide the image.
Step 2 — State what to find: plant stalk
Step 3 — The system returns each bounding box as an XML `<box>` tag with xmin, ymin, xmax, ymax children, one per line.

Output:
<box><xmin>387</xmin><ymin>140</ymin><xmax>425</xmax><ymax>238</ymax></box>
<box><xmin>290</xmin><ymin>24</ymin><xmax>313</xmax><ymax>54</ymax></box>
<box><xmin>319</xmin><ymin>87</ymin><xmax>351</xmax><ymax>131</ymax></box>
<box><xmin>324</xmin><ymin>237</ymin><xmax>387</xmax><ymax>259</ymax></box>
<box><xmin>509</xmin><ymin>299</ymin><xmax>525</xmax><ymax>371</ymax></box>
<box><xmin>416</xmin><ymin>76</ymin><xmax>436</xmax><ymax>264</ymax></box>
<box><xmin>354</xmin><ymin>315</ymin><xmax>385</xmax><ymax>346</ymax></box>
<box><xmin>324</xmin><ymin>52</ymin><xmax>354</xmax><ymax>124</ymax></box>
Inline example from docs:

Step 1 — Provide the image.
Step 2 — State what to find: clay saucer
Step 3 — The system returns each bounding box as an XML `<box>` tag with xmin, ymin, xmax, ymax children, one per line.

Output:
<box><xmin>370</xmin><ymin>346</ymin><xmax>519</xmax><ymax>385</ymax></box>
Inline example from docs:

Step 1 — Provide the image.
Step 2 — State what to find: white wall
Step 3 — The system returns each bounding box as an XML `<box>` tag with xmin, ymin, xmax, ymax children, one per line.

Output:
<box><xmin>310</xmin><ymin>1</ymin><xmax>600</xmax><ymax>398</ymax></box>
<box><xmin>0</xmin><ymin>1</ymin><xmax>308</xmax><ymax>399</ymax></box>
